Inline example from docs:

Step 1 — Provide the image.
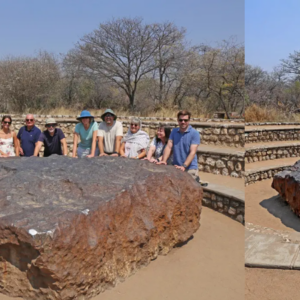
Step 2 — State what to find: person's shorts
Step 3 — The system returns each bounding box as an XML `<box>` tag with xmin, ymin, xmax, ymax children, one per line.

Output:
<box><xmin>77</xmin><ymin>146</ymin><xmax>100</xmax><ymax>158</ymax></box>
<box><xmin>186</xmin><ymin>169</ymin><xmax>199</xmax><ymax>180</ymax></box>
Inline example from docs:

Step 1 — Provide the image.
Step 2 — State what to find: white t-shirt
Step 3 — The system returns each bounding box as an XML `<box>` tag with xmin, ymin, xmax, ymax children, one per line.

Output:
<box><xmin>97</xmin><ymin>120</ymin><xmax>123</xmax><ymax>153</ymax></box>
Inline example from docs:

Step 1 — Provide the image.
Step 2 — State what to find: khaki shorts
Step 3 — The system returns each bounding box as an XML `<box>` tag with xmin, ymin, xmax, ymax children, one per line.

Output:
<box><xmin>187</xmin><ymin>169</ymin><xmax>199</xmax><ymax>180</ymax></box>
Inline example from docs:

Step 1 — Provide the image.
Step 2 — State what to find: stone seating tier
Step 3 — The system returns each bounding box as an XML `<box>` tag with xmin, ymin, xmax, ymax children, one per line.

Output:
<box><xmin>10</xmin><ymin>117</ymin><xmax>245</xmax><ymax>148</ymax></box>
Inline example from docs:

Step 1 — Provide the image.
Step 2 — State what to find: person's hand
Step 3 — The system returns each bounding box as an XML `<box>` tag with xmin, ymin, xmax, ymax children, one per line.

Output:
<box><xmin>86</xmin><ymin>154</ymin><xmax>94</xmax><ymax>158</ymax></box>
<box><xmin>156</xmin><ymin>161</ymin><xmax>167</xmax><ymax>165</ymax></box>
<box><xmin>174</xmin><ymin>165</ymin><xmax>185</xmax><ymax>171</ymax></box>
<box><xmin>99</xmin><ymin>153</ymin><xmax>108</xmax><ymax>157</ymax></box>
<box><xmin>110</xmin><ymin>153</ymin><xmax>118</xmax><ymax>157</ymax></box>
<box><xmin>0</xmin><ymin>153</ymin><xmax>9</xmax><ymax>158</ymax></box>
<box><xmin>19</xmin><ymin>147</ymin><xmax>24</xmax><ymax>156</ymax></box>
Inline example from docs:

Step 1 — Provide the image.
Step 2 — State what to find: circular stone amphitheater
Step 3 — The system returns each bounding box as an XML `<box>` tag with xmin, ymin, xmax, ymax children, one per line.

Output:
<box><xmin>245</xmin><ymin>122</ymin><xmax>300</xmax><ymax>300</ymax></box>
<box><xmin>0</xmin><ymin>115</ymin><xmax>245</xmax><ymax>300</ymax></box>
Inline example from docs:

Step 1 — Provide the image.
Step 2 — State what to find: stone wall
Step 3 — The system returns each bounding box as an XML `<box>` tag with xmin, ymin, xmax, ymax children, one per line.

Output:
<box><xmin>245</xmin><ymin>144</ymin><xmax>300</xmax><ymax>163</ymax></box>
<box><xmin>246</xmin><ymin>122</ymin><xmax>300</xmax><ymax>126</ymax></box>
<box><xmin>245</xmin><ymin>129</ymin><xmax>300</xmax><ymax>143</ymax></box>
<box><xmin>245</xmin><ymin>166</ymin><xmax>294</xmax><ymax>185</ymax></box>
<box><xmin>202</xmin><ymin>188</ymin><xmax>244</xmax><ymax>224</ymax></box>
<box><xmin>10</xmin><ymin>117</ymin><xmax>245</xmax><ymax>148</ymax></box>
<box><xmin>3</xmin><ymin>113</ymin><xmax>244</xmax><ymax>123</ymax></box>
<box><xmin>197</xmin><ymin>151</ymin><xmax>244</xmax><ymax>177</ymax></box>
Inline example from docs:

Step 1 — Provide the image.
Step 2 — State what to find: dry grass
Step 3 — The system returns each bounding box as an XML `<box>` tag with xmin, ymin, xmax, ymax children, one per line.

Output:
<box><xmin>245</xmin><ymin>104</ymin><xmax>283</xmax><ymax>122</ymax></box>
<box><xmin>20</xmin><ymin>107</ymin><xmax>208</xmax><ymax>118</ymax></box>
<box><xmin>245</xmin><ymin>104</ymin><xmax>300</xmax><ymax>122</ymax></box>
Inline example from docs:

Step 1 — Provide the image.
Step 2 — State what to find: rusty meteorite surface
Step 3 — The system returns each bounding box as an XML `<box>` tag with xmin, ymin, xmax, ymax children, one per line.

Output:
<box><xmin>0</xmin><ymin>156</ymin><xmax>202</xmax><ymax>300</ymax></box>
<box><xmin>272</xmin><ymin>160</ymin><xmax>300</xmax><ymax>216</ymax></box>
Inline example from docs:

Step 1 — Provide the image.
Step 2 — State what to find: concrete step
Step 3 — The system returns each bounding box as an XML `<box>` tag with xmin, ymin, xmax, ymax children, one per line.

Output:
<box><xmin>198</xmin><ymin>172</ymin><xmax>244</xmax><ymax>224</ymax></box>
<box><xmin>245</xmin><ymin>125</ymin><xmax>300</xmax><ymax>144</ymax></box>
<box><xmin>245</xmin><ymin>141</ymin><xmax>300</xmax><ymax>164</ymax></box>
<box><xmin>245</xmin><ymin>228</ymin><xmax>300</xmax><ymax>269</ymax></box>
<box><xmin>245</xmin><ymin>157</ymin><xmax>300</xmax><ymax>185</ymax></box>
<box><xmin>197</xmin><ymin>145</ymin><xmax>244</xmax><ymax>178</ymax></box>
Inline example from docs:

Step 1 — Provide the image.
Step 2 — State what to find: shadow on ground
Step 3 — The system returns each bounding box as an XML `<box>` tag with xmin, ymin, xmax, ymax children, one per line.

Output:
<box><xmin>260</xmin><ymin>195</ymin><xmax>300</xmax><ymax>232</ymax></box>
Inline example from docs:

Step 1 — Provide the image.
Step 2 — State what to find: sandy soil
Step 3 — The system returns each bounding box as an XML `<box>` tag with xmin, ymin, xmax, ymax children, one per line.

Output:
<box><xmin>246</xmin><ymin>268</ymin><xmax>300</xmax><ymax>300</ymax></box>
<box><xmin>246</xmin><ymin>179</ymin><xmax>300</xmax><ymax>232</ymax></box>
<box><xmin>0</xmin><ymin>207</ymin><xmax>244</xmax><ymax>300</ymax></box>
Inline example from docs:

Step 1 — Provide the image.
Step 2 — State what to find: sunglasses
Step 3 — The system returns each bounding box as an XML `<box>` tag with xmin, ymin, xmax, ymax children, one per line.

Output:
<box><xmin>105</xmin><ymin>114</ymin><xmax>113</xmax><ymax>117</ymax></box>
<box><xmin>26</xmin><ymin>119</ymin><xmax>34</xmax><ymax>122</ymax></box>
<box><xmin>3</xmin><ymin>121</ymin><xmax>11</xmax><ymax>125</ymax></box>
<box><xmin>46</xmin><ymin>124</ymin><xmax>56</xmax><ymax>128</ymax></box>
<box><xmin>179</xmin><ymin>119</ymin><xmax>189</xmax><ymax>123</ymax></box>
<box><xmin>130</xmin><ymin>123</ymin><xmax>139</xmax><ymax>127</ymax></box>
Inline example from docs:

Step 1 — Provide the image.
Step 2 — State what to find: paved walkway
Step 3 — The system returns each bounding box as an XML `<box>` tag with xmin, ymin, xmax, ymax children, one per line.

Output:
<box><xmin>245</xmin><ymin>225</ymin><xmax>300</xmax><ymax>269</ymax></box>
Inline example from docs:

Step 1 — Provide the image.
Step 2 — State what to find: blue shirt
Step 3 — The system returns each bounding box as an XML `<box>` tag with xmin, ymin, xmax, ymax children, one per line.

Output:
<box><xmin>75</xmin><ymin>121</ymin><xmax>98</xmax><ymax>149</ymax></box>
<box><xmin>17</xmin><ymin>126</ymin><xmax>41</xmax><ymax>157</ymax></box>
<box><xmin>169</xmin><ymin>125</ymin><xmax>200</xmax><ymax>170</ymax></box>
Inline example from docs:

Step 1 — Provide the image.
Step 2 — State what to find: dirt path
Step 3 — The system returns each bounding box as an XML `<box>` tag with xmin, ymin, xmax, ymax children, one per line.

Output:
<box><xmin>0</xmin><ymin>208</ymin><xmax>244</xmax><ymax>300</ymax></box>
<box><xmin>246</xmin><ymin>268</ymin><xmax>300</xmax><ymax>300</ymax></box>
<box><xmin>246</xmin><ymin>179</ymin><xmax>300</xmax><ymax>232</ymax></box>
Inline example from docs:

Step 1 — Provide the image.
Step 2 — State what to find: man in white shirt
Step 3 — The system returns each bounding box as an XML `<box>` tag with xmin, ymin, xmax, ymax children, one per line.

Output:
<box><xmin>98</xmin><ymin>109</ymin><xmax>123</xmax><ymax>157</ymax></box>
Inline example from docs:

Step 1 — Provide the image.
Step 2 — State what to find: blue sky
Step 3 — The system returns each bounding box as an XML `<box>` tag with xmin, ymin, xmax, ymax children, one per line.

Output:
<box><xmin>246</xmin><ymin>0</ymin><xmax>300</xmax><ymax>72</ymax></box>
<box><xmin>0</xmin><ymin>0</ymin><xmax>244</xmax><ymax>58</ymax></box>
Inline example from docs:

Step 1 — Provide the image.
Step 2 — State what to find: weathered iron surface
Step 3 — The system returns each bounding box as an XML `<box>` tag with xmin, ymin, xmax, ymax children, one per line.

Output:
<box><xmin>272</xmin><ymin>160</ymin><xmax>300</xmax><ymax>216</ymax></box>
<box><xmin>0</xmin><ymin>156</ymin><xmax>202</xmax><ymax>299</ymax></box>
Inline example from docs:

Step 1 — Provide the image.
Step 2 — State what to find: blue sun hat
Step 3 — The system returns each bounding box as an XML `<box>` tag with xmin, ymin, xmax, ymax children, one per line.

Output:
<box><xmin>77</xmin><ymin>110</ymin><xmax>94</xmax><ymax>120</ymax></box>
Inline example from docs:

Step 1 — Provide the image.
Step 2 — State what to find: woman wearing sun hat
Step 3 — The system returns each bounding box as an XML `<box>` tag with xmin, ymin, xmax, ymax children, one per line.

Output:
<box><xmin>72</xmin><ymin>110</ymin><xmax>99</xmax><ymax>158</ymax></box>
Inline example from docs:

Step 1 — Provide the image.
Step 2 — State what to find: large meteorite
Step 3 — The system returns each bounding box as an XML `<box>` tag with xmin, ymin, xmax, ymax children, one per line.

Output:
<box><xmin>272</xmin><ymin>160</ymin><xmax>300</xmax><ymax>216</ymax></box>
<box><xmin>0</xmin><ymin>156</ymin><xmax>202</xmax><ymax>299</ymax></box>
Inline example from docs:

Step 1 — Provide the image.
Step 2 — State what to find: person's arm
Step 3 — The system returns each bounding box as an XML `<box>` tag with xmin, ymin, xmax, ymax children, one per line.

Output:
<box><xmin>136</xmin><ymin>149</ymin><xmax>146</xmax><ymax>159</ymax></box>
<box><xmin>174</xmin><ymin>144</ymin><xmax>198</xmax><ymax>171</ymax></box>
<box><xmin>120</xmin><ymin>142</ymin><xmax>126</xmax><ymax>157</ymax></box>
<box><xmin>87</xmin><ymin>130</ymin><xmax>98</xmax><ymax>158</ymax></box>
<box><xmin>157</xmin><ymin>139</ymin><xmax>173</xmax><ymax>165</ymax></box>
<box><xmin>33</xmin><ymin>141</ymin><xmax>43</xmax><ymax>156</ymax></box>
<box><xmin>17</xmin><ymin>129</ymin><xmax>24</xmax><ymax>156</ymax></box>
<box><xmin>60</xmin><ymin>138</ymin><xmax>68</xmax><ymax>156</ymax></box>
<box><xmin>111</xmin><ymin>136</ymin><xmax>122</xmax><ymax>156</ymax></box>
<box><xmin>18</xmin><ymin>139</ymin><xmax>24</xmax><ymax>155</ymax></box>
<box><xmin>145</xmin><ymin>145</ymin><xmax>156</xmax><ymax>161</ymax></box>
<box><xmin>34</xmin><ymin>129</ymin><xmax>42</xmax><ymax>148</ymax></box>
<box><xmin>12</xmin><ymin>132</ymin><xmax>19</xmax><ymax>156</ymax></box>
<box><xmin>0</xmin><ymin>149</ymin><xmax>8</xmax><ymax>157</ymax></box>
<box><xmin>98</xmin><ymin>136</ymin><xmax>107</xmax><ymax>156</ymax></box>
<box><xmin>72</xmin><ymin>132</ymin><xmax>79</xmax><ymax>158</ymax></box>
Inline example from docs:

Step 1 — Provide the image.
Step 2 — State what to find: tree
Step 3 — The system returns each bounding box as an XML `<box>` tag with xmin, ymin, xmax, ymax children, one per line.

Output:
<box><xmin>151</xmin><ymin>22</ymin><xmax>186</xmax><ymax>104</ymax></box>
<box><xmin>0</xmin><ymin>51</ymin><xmax>60</xmax><ymax>112</ymax></box>
<box><xmin>69</xmin><ymin>17</ymin><xmax>162</xmax><ymax>109</ymax></box>
<box><xmin>281</xmin><ymin>50</ymin><xmax>300</xmax><ymax>79</ymax></box>
<box><xmin>196</xmin><ymin>40</ymin><xmax>245</xmax><ymax>118</ymax></box>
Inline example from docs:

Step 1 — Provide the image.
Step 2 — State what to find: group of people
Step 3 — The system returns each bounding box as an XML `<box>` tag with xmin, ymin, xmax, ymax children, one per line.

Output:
<box><xmin>0</xmin><ymin>109</ymin><xmax>201</xmax><ymax>181</ymax></box>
